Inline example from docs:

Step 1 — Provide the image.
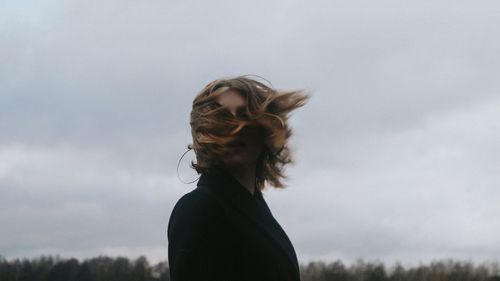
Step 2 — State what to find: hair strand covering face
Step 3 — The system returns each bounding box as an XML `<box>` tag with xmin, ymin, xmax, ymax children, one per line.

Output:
<box><xmin>189</xmin><ymin>75</ymin><xmax>309</xmax><ymax>191</ymax></box>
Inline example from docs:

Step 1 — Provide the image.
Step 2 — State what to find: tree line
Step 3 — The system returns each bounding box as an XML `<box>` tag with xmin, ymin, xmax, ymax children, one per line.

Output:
<box><xmin>1</xmin><ymin>255</ymin><xmax>499</xmax><ymax>281</ymax></box>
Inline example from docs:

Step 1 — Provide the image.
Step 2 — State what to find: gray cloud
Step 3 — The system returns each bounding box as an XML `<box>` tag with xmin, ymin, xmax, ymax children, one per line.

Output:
<box><xmin>1</xmin><ymin>0</ymin><xmax>499</xmax><ymax>265</ymax></box>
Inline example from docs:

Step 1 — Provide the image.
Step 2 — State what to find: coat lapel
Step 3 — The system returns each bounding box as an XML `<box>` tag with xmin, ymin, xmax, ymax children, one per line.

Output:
<box><xmin>197</xmin><ymin>168</ymin><xmax>300</xmax><ymax>276</ymax></box>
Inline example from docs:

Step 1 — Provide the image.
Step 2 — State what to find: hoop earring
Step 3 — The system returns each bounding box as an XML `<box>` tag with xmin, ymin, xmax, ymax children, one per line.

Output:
<box><xmin>176</xmin><ymin>145</ymin><xmax>201</xmax><ymax>184</ymax></box>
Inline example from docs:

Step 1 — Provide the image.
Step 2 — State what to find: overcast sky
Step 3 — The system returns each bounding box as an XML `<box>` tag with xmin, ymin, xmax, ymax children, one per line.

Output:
<box><xmin>1</xmin><ymin>0</ymin><xmax>500</xmax><ymax>267</ymax></box>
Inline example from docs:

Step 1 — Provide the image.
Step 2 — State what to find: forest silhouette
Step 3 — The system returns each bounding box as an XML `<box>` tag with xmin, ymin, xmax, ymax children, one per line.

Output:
<box><xmin>1</xmin><ymin>255</ymin><xmax>499</xmax><ymax>281</ymax></box>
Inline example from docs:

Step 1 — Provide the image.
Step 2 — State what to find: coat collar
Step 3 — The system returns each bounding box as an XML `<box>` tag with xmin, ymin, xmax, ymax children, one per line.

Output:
<box><xmin>196</xmin><ymin>167</ymin><xmax>300</xmax><ymax>276</ymax></box>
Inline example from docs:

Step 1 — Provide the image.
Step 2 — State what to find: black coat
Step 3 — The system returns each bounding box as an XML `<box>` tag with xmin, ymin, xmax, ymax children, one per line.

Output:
<box><xmin>167</xmin><ymin>167</ymin><xmax>301</xmax><ymax>281</ymax></box>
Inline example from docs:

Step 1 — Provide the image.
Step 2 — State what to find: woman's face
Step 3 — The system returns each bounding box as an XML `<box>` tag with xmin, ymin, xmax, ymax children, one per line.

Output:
<box><xmin>216</xmin><ymin>89</ymin><xmax>266</xmax><ymax>169</ymax></box>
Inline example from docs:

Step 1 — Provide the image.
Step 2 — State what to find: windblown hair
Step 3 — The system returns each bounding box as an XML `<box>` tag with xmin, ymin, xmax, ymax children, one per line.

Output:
<box><xmin>189</xmin><ymin>75</ymin><xmax>309</xmax><ymax>191</ymax></box>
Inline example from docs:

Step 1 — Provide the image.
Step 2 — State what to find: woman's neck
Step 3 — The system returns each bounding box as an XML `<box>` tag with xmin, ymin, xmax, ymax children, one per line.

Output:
<box><xmin>225</xmin><ymin>165</ymin><xmax>256</xmax><ymax>195</ymax></box>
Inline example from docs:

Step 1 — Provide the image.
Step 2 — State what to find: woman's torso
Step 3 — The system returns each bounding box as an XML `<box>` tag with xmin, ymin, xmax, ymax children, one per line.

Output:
<box><xmin>167</xmin><ymin>169</ymin><xmax>301</xmax><ymax>281</ymax></box>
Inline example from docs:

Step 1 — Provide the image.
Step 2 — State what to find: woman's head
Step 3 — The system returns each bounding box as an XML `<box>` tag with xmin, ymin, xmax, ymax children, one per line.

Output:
<box><xmin>189</xmin><ymin>75</ymin><xmax>309</xmax><ymax>190</ymax></box>
<box><xmin>212</xmin><ymin>88</ymin><xmax>267</xmax><ymax>169</ymax></box>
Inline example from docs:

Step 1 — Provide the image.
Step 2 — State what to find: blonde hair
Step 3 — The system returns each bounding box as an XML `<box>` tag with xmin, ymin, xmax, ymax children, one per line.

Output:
<box><xmin>189</xmin><ymin>75</ymin><xmax>309</xmax><ymax>191</ymax></box>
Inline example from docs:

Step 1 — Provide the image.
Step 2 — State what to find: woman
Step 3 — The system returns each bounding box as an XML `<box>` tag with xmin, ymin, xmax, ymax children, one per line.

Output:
<box><xmin>167</xmin><ymin>75</ymin><xmax>309</xmax><ymax>281</ymax></box>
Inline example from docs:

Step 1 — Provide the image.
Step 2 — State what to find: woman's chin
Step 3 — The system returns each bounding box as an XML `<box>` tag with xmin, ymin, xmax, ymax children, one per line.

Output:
<box><xmin>223</xmin><ymin>154</ymin><xmax>255</xmax><ymax>168</ymax></box>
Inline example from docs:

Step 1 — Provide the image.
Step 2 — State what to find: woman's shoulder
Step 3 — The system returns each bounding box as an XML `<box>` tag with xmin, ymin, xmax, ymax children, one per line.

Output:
<box><xmin>170</xmin><ymin>187</ymin><xmax>224</xmax><ymax>217</ymax></box>
<box><xmin>167</xmin><ymin>187</ymin><xmax>226</xmax><ymax>235</ymax></box>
